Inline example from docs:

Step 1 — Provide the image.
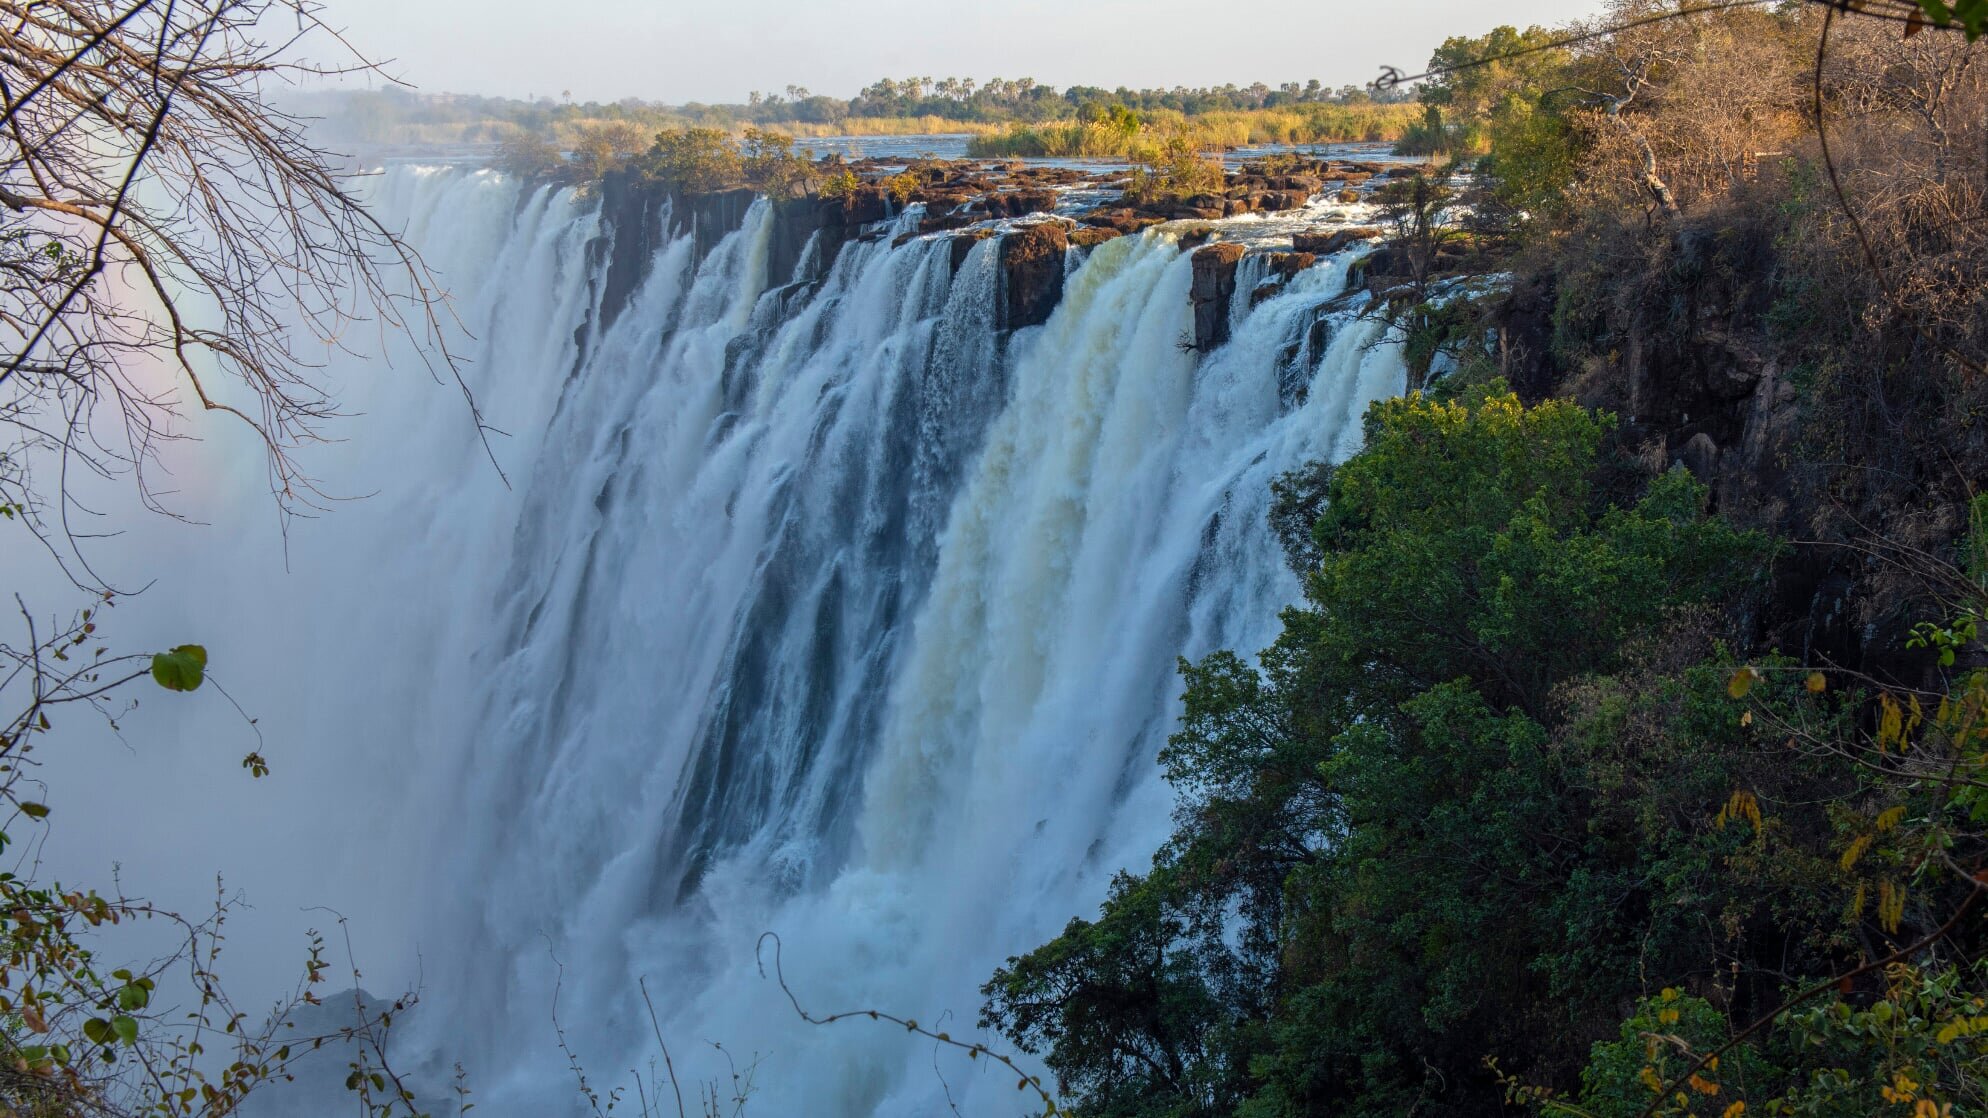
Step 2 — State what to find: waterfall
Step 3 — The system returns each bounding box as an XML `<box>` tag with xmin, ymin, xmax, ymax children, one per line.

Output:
<box><xmin>28</xmin><ymin>165</ymin><xmax>1407</xmax><ymax>1118</ymax></box>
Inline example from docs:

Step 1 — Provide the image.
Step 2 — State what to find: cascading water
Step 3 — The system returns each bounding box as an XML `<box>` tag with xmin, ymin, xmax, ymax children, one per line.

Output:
<box><xmin>32</xmin><ymin>164</ymin><xmax>1407</xmax><ymax>1117</ymax></box>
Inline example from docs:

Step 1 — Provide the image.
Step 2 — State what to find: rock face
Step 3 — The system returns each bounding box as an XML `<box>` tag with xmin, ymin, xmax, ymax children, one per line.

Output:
<box><xmin>984</xmin><ymin>190</ymin><xmax>1058</xmax><ymax>219</ymax></box>
<box><xmin>1082</xmin><ymin>208</ymin><xmax>1165</xmax><ymax>234</ymax></box>
<box><xmin>596</xmin><ymin>174</ymin><xmax>762</xmax><ymax>331</ymax></box>
<box><xmin>1293</xmin><ymin>226</ymin><xmax>1384</xmax><ymax>256</ymax></box>
<box><xmin>1190</xmin><ymin>242</ymin><xmax>1248</xmax><ymax>351</ymax></box>
<box><xmin>1265</xmin><ymin>251</ymin><xmax>1317</xmax><ymax>279</ymax></box>
<box><xmin>949</xmin><ymin>227</ymin><xmax>997</xmax><ymax>273</ymax></box>
<box><xmin>1068</xmin><ymin>226</ymin><xmax>1123</xmax><ymax>249</ymax></box>
<box><xmin>998</xmin><ymin>223</ymin><xmax>1070</xmax><ymax>330</ymax></box>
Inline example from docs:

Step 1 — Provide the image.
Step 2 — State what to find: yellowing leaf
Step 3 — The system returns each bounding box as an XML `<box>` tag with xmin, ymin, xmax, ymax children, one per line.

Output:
<box><xmin>1723</xmin><ymin>1103</ymin><xmax>1747</xmax><ymax>1118</ymax></box>
<box><xmin>1876</xmin><ymin>806</ymin><xmax>1906</xmax><ymax>832</ymax></box>
<box><xmin>1806</xmin><ymin>672</ymin><xmax>1827</xmax><ymax>693</ymax></box>
<box><xmin>1841</xmin><ymin>833</ymin><xmax>1873</xmax><ymax>871</ymax></box>
<box><xmin>1728</xmin><ymin>668</ymin><xmax>1757</xmax><ymax>699</ymax></box>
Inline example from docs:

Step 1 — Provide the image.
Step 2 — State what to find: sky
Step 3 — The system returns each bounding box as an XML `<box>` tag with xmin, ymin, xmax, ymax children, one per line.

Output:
<box><xmin>309</xmin><ymin>0</ymin><xmax>1608</xmax><ymax>105</ymax></box>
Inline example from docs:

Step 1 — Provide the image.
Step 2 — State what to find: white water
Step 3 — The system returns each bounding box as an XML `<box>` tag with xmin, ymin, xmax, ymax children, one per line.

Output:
<box><xmin>24</xmin><ymin>166</ymin><xmax>1405</xmax><ymax>1117</ymax></box>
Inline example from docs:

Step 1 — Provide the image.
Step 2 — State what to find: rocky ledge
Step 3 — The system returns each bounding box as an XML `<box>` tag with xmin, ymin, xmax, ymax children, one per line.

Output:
<box><xmin>588</xmin><ymin>153</ymin><xmax>1422</xmax><ymax>348</ymax></box>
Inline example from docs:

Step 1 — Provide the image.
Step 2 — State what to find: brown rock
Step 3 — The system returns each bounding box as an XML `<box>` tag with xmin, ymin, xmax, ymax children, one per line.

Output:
<box><xmin>985</xmin><ymin>190</ymin><xmax>1058</xmax><ymax>219</ymax></box>
<box><xmin>1177</xmin><ymin>224</ymin><xmax>1219</xmax><ymax>249</ymax></box>
<box><xmin>998</xmin><ymin>223</ymin><xmax>1069</xmax><ymax>329</ymax></box>
<box><xmin>1336</xmin><ymin>189</ymin><xmax>1361</xmax><ymax>204</ymax></box>
<box><xmin>1068</xmin><ymin>226</ymin><xmax>1123</xmax><ymax>249</ymax></box>
<box><xmin>949</xmin><ymin>227</ymin><xmax>997</xmax><ymax>273</ymax></box>
<box><xmin>1292</xmin><ymin>226</ymin><xmax>1382</xmax><ymax>255</ymax></box>
<box><xmin>835</xmin><ymin>183</ymin><xmax>892</xmax><ymax>225</ymax></box>
<box><xmin>1190</xmin><ymin>242</ymin><xmax>1247</xmax><ymax>351</ymax></box>
<box><xmin>1265</xmin><ymin>251</ymin><xmax>1317</xmax><ymax>279</ymax></box>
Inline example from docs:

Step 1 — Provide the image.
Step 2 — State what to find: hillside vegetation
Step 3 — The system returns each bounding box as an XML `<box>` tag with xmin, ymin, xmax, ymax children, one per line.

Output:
<box><xmin>977</xmin><ymin>3</ymin><xmax>1988</xmax><ymax>1116</ymax></box>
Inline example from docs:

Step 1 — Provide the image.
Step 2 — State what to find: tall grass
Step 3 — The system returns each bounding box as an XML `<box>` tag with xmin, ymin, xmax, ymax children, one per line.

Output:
<box><xmin>967</xmin><ymin>104</ymin><xmax>1420</xmax><ymax>159</ymax></box>
<box><xmin>770</xmin><ymin>116</ymin><xmax>1005</xmax><ymax>138</ymax></box>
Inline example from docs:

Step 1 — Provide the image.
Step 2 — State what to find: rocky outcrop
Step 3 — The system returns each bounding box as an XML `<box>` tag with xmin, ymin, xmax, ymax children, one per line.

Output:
<box><xmin>950</xmin><ymin>227</ymin><xmax>997</xmax><ymax>273</ymax></box>
<box><xmin>1068</xmin><ymin>226</ymin><xmax>1123</xmax><ymax>249</ymax></box>
<box><xmin>998</xmin><ymin>223</ymin><xmax>1069</xmax><ymax>330</ymax></box>
<box><xmin>1293</xmin><ymin>226</ymin><xmax>1383</xmax><ymax>256</ymax></box>
<box><xmin>1265</xmin><ymin>251</ymin><xmax>1318</xmax><ymax>279</ymax></box>
<box><xmin>1190</xmin><ymin>242</ymin><xmax>1247</xmax><ymax>351</ymax></box>
<box><xmin>983</xmin><ymin>190</ymin><xmax>1057</xmax><ymax>219</ymax></box>
<box><xmin>1081</xmin><ymin>209</ymin><xmax>1165</xmax><ymax>235</ymax></box>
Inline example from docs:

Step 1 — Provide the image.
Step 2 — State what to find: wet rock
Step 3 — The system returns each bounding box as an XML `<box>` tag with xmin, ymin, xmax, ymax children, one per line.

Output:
<box><xmin>1336</xmin><ymin>189</ymin><xmax>1361</xmax><ymax>204</ymax></box>
<box><xmin>998</xmin><ymin>222</ymin><xmax>1069</xmax><ymax>330</ymax></box>
<box><xmin>1068</xmin><ymin>226</ymin><xmax>1124</xmax><ymax>249</ymax></box>
<box><xmin>836</xmin><ymin>183</ymin><xmax>893</xmax><ymax>225</ymax></box>
<box><xmin>1190</xmin><ymin>242</ymin><xmax>1247</xmax><ymax>351</ymax></box>
<box><xmin>1265</xmin><ymin>251</ymin><xmax>1317</xmax><ymax>279</ymax></box>
<box><xmin>985</xmin><ymin>190</ymin><xmax>1058</xmax><ymax>219</ymax></box>
<box><xmin>917</xmin><ymin>213</ymin><xmax>975</xmax><ymax>235</ymax></box>
<box><xmin>1293</xmin><ymin>226</ymin><xmax>1383</xmax><ymax>255</ymax></box>
<box><xmin>1258</xmin><ymin>189</ymin><xmax>1310</xmax><ymax>212</ymax></box>
<box><xmin>1177</xmin><ymin>224</ymin><xmax>1219</xmax><ymax>249</ymax></box>
<box><xmin>950</xmin><ymin>227</ymin><xmax>997</xmax><ymax>273</ymax></box>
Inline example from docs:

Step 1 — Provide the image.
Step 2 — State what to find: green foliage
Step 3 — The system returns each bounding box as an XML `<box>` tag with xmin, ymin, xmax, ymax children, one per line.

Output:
<box><xmin>1416</xmin><ymin>26</ymin><xmax>1572</xmax><ymax>155</ymax></box>
<box><xmin>641</xmin><ymin>127</ymin><xmax>745</xmax><ymax>193</ymax></box>
<box><xmin>1483</xmin><ymin>92</ymin><xmax>1581</xmax><ymax>218</ymax></box>
<box><xmin>1913</xmin><ymin>0</ymin><xmax>1987</xmax><ymax>39</ymax></box>
<box><xmin>981</xmin><ymin>390</ymin><xmax>1812</xmax><ymax>1117</ymax></box>
<box><xmin>738</xmin><ymin>128</ymin><xmax>820</xmax><ymax>199</ymax></box>
<box><xmin>1122</xmin><ymin>138</ymin><xmax>1225</xmax><ymax>206</ymax></box>
<box><xmin>148</xmin><ymin>645</ymin><xmax>206</xmax><ymax>692</ymax></box>
<box><xmin>980</xmin><ymin>871</ymin><xmax>1227</xmax><ymax>1118</ymax></box>
<box><xmin>495</xmin><ymin>131</ymin><xmax>565</xmax><ymax>181</ymax></box>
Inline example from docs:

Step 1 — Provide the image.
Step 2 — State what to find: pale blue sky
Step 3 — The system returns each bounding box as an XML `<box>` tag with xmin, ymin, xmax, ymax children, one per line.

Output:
<box><xmin>315</xmin><ymin>0</ymin><xmax>1607</xmax><ymax>104</ymax></box>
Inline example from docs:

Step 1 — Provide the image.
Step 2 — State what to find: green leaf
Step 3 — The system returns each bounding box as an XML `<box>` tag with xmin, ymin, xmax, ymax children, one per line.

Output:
<box><xmin>83</xmin><ymin>1017</ymin><xmax>112</xmax><ymax>1045</ymax></box>
<box><xmin>111</xmin><ymin>1016</ymin><xmax>139</xmax><ymax>1046</ymax></box>
<box><xmin>17</xmin><ymin>802</ymin><xmax>48</xmax><ymax>819</ymax></box>
<box><xmin>150</xmin><ymin>645</ymin><xmax>207</xmax><ymax>692</ymax></box>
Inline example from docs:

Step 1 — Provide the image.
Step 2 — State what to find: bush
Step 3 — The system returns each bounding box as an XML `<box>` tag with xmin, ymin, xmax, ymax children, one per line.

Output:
<box><xmin>640</xmin><ymin>126</ymin><xmax>743</xmax><ymax>192</ymax></box>
<box><xmin>1122</xmin><ymin>137</ymin><xmax>1224</xmax><ymax>204</ymax></box>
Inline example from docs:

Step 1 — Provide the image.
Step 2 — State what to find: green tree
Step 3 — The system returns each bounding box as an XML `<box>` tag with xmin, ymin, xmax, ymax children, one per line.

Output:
<box><xmin>984</xmin><ymin>389</ymin><xmax>1802</xmax><ymax>1117</ymax></box>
